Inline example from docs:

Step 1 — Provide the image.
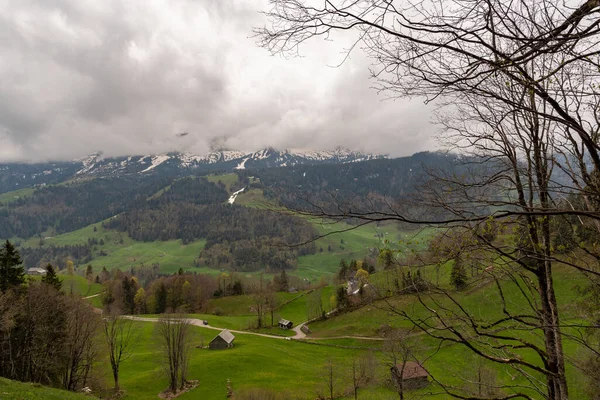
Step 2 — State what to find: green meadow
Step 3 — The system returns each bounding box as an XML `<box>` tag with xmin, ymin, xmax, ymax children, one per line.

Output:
<box><xmin>0</xmin><ymin>377</ymin><xmax>91</xmax><ymax>400</ymax></box>
<box><xmin>296</xmin><ymin>222</ymin><xmax>435</xmax><ymax>281</ymax></box>
<box><xmin>0</xmin><ymin>187</ymin><xmax>35</xmax><ymax>205</ymax></box>
<box><xmin>113</xmin><ymin>321</ymin><xmax>427</xmax><ymax>400</ymax></box>
<box><xmin>205</xmin><ymin>173</ymin><xmax>241</xmax><ymax>192</ymax></box>
<box><xmin>28</xmin><ymin>274</ymin><xmax>103</xmax><ymax>297</ymax></box>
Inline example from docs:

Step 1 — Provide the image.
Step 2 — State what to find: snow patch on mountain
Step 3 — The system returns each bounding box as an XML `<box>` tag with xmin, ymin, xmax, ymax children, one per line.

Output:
<box><xmin>65</xmin><ymin>147</ymin><xmax>386</xmax><ymax>178</ymax></box>
<box><xmin>76</xmin><ymin>153</ymin><xmax>103</xmax><ymax>175</ymax></box>
<box><xmin>140</xmin><ymin>155</ymin><xmax>170</xmax><ymax>173</ymax></box>
<box><xmin>228</xmin><ymin>187</ymin><xmax>245</xmax><ymax>204</ymax></box>
<box><xmin>234</xmin><ymin>158</ymin><xmax>249</xmax><ymax>170</ymax></box>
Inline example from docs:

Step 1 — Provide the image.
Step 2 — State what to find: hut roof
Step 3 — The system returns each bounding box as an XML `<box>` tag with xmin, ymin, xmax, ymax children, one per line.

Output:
<box><xmin>27</xmin><ymin>267</ymin><xmax>47</xmax><ymax>274</ymax></box>
<box><xmin>396</xmin><ymin>362</ymin><xmax>428</xmax><ymax>379</ymax></box>
<box><xmin>279</xmin><ymin>319</ymin><xmax>292</xmax><ymax>326</ymax></box>
<box><xmin>216</xmin><ymin>329</ymin><xmax>235</xmax><ymax>344</ymax></box>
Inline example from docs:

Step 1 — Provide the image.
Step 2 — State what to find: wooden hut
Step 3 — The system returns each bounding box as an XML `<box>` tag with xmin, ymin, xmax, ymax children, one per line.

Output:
<box><xmin>391</xmin><ymin>361</ymin><xmax>429</xmax><ymax>389</ymax></box>
<box><xmin>209</xmin><ymin>329</ymin><xmax>235</xmax><ymax>350</ymax></box>
<box><xmin>278</xmin><ymin>319</ymin><xmax>293</xmax><ymax>330</ymax></box>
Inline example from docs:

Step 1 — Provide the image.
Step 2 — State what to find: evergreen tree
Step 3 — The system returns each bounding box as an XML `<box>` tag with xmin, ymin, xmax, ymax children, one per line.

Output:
<box><xmin>85</xmin><ymin>264</ymin><xmax>93</xmax><ymax>279</ymax></box>
<box><xmin>0</xmin><ymin>240</ymin><xmax>25</xmax><ymax>292</ymax></box>
<box><xmin>450</xmin><ymin>256</ymin><xmax>468</xmax><ymax>290</ymax></box>
<box><xmin>122</xmin><ymin>277</ymin><xmax>136</xmax><ymax>314</ymax></box>
<box><xmin>276</xmin><ymin>270</ymin><xmax>289</xmax><ymax>292</ymax></box>
<box><xmin>336</xmin><ymin>285</ymin><xmax>350</xmax><ymax>310</ymax></box>
<box><xmin>41</xmin><ymin>263</ymin><xmax>63</xmax><ymax>291</ymax></box>
<box><xmin>337</xmin><ymin>259</ymin><xmax>349</xmax><ymax>282</ymax></box>
<box><xmin>156</xmin><ymin>283</ymin><xmax>167</xmax><ymax>314</ymax></box>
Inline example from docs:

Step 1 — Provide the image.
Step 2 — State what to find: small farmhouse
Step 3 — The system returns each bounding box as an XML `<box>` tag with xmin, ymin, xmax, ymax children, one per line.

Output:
<box><xmin>27</xmin><ymin>267</ymin><xmax>47</xmax><ymax>276</ymax></box>
<box><xmin>209</xmin><ymin>329</ymin><xmax>235</xmax><ymax>350</ymax></box>
<box><xmin>278</xmin><ymin>319</ymin><xmax>293</xmax><ymax>330</ymax></box>
<box><xmin>391</xmin><ymin>361</ymin><xmax>429</xmax><ymax>390</ymax></box>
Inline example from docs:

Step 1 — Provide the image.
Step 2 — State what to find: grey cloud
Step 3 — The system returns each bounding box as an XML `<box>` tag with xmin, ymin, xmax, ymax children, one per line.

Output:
<box><xmin>0</xmin><ymin>0</ymin><xmax>434</xmax><ymax>162</ymax></box>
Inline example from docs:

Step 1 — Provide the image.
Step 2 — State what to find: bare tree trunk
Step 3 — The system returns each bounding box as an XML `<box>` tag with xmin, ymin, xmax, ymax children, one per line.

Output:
<box><xmin>156</xmin><ymin>315</ymin><xmax>191</xmax><ymax>394</ymax></box>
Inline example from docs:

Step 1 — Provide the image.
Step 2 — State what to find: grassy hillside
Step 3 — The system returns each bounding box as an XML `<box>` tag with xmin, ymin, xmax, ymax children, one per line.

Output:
<box><xmin>203</xmin><ymin>286</ymin><xmax>336</xmax><ymax>327</ymax></box>
<box><xmin>112</xmin><ymin>321</ymin><xmax>431</xmax><ymax>400</ymax></box>
<box><xmin>13</xmin><ymin>172</ymin><xmax>437</xmax><ymax>281</ymax></box>
<box><xmin>205</xmin><ymin>173</ymin><xmax>240</xmax><ymax>192</ymax></box>
<box><xmin>22</xmin><ymin>222</ymin><xmax>208</xmax><ymax>275</ymax></box>
<box><xmin>19</xmin><ymin>211</ymin><xmax>433</xmax><ymax>282</ymax></box>
<box><xmin>28</xmin><ymin>274</ymin><xmax>103</xmax><ymax>297</ymax></box>
<box><xmin>296</xmin><ymin>222</ymin><xmax>434</xmax><ymax>281</ymax></box>
<box><xmin>0</xmin><ymin>188</ymin><xmax>35</xmax><ymax>205</ymax></box>
<box><xmin>0</xmin><ymin>377</ymin><xmax>94</xmax><ymax>400</ymax></box>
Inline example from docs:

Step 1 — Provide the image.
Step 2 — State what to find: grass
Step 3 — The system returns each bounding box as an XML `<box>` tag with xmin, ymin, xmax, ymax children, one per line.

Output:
<box><xmin>0</xmin><ymin>377</ymin><xmax>93</xmax><ymax>400</ymax></box>
<box><xmin>14</xmin><ymin>180</ymin><xmax>439</xmax><ymax>283</ymax></box>
<box><xmin>205</xmin><ymin>173</ymin><xmax>240</xmax><ymax>192</ymax></box>
<box><xmin>296</xmin><ymin>222</ymin><xmax>435</xmax><ymax>281</ymax></box>
<box><xmin>309</xmin><ymin>260</ymin><xmax>591</xmax><ymax>339</ymax></box>
<box><xmin>114</xmin><ymin>313</ymin><xmax>591</xmax><ymax>400</ymax></box>
<box><xmin>115</xmin><ymin>321</ymin><xmax>404</xmax><ymax>400</ymax></box>
<box><xmin>234</xmin><ymin>188</ymin><xmax>268</xmax><ymax>207</ymax></box>
<box><xmin>204</xmin><ymin>286</ymin><xmax>336</xmax><ymax>327</ymax></box>
<box><xmin>23</xmin><ymin>223</ymin><xmax>208</xmax><ymax>275</ymax></box>
<box><xmin>28</xmin><ymin>274</ymin><xmax>103</xmax><ymax>297</ymax></box>
<box><xmin>86</xmin><ymin>239</ymin><xmax>207</xmax><ymax>275</ymax></box>
<box><xmin>0</xmin><ymin>188</ymin><xmax>35</xmax><ymax>206</ymax></box>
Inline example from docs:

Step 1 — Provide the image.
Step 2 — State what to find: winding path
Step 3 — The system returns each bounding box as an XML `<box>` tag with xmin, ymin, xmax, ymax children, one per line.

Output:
<box><xmin>125</xmin><ymin>316</ymin><xmax>386</xmax><ymax>342</ymax></box>
<box><xmin>125</xmin><ymin>316</ymin><xmax>301</xmax><ymax>340</ymax></box>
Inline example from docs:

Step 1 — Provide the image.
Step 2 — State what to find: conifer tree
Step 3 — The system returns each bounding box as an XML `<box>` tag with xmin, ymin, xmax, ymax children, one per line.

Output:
<box><xmin>0</xmin><ymin>240</ymin><xmax>24</xmax><ymax>292</ymax></box>
<box><xmin>41</xmin><ymin>263</ymin><xmax>62</xmax><ymax>291</ymax></box>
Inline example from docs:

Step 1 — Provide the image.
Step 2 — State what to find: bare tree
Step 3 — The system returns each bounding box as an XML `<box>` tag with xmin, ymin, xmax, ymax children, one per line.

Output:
<box><xmin>255</xmin><ymin>2</ymin><xmax>600</xmax><ymax>399</ymax></box>
<box><xmin>250</xmin><ymin>274</ymin><xmax>266</xmax><ymax>329</ymax></box>
<box><xmin>384</xmin><ymin>330</ymin><xmax>419</xmax><ymax>400</ymax></box>
<box><xmin>256</xmin><ymin>0</ymin><xmax>600</xmax><ymax>174</ymax></box>
<box><xmin>156</xmin><ymin>315</ymin><xmax>192</xmax><ymax>394</ymax></box>
<box><xmin>306</xmin><ymin>288</ymin><xmax>324</xmax><ymax>321</ymax></box>
<box><xmin>102</xmin><ymin>312</ymin><xmax>138</xmax><ymax>392</ymax></box>
<box><xmin>350</xmin><ymin>352</ymin><xmax>377</xmax><ymax>400</ymax></box>
<box><xmin>62</xmin><ymin>295</ymin><xmax>101</xmax><ymax>391</ymax></box>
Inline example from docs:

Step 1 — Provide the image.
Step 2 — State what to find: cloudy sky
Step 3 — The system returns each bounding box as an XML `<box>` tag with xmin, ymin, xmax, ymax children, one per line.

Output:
<box><xmin>0</xmin><ymin>0</ymin><xmax>435</xmax><ymax>162</ymax></box>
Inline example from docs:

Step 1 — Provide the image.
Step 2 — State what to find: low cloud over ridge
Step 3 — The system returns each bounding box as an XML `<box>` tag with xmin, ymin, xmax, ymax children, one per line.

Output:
<box><xmin>0</xmin><ymin>0</ymin><xmax>434</xmax><ymax>162</ymax></box>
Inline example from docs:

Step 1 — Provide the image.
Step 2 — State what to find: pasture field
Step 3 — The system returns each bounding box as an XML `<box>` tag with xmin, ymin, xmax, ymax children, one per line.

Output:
<box><xmin>205</xmin><ymin>286</ymin><xmax>336</xmax><ymax>325</ymax></box>
<box><xmin>0</xmin><ymin>377</ymin><xmax>91</xmax><ymax>400</ymax></box>
<box><xmin>19</xmin><ymin>212</ymin><xmax>435</xmax><ymax>283</ymax></box>
<box><xmin>0</xmin><ymin>187</ymin><xmax>35</xmax><ymax>205</ymax></box>
<box><xmin>113</xmin><ymin>312</ymin><xmax>592</xmax><ymax>400</ymax></box>
<box><xmin>296</xmin><ymin>222</ymin><xmax>435</xmax><ymax>281</ymax></box>
<box><xmin>205</xmin><ymin>173</ymin><xmax>240</xmax><ymax>192</ymax></box>
<box><xmin>113</xmin><ymin>321</ymin><xmax>416</xmax><ymax>400</ymax></box>
<box><xmin>28</xmin><ymin>274</ymin><xmax>103</xmax><ymax>297</ymax></box>
<box><xmin>22</xmin><ymin>222</ymin><xmax>208</xmax><ymax>275</ymax></box>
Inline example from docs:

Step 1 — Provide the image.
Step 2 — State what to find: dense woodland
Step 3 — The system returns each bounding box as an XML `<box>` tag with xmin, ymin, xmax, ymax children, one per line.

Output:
<box><xmin>20</xmin><ymin>244</ymin><xmax>93</xmax><ymax>270</ymax></box>
<box><xmin>104</xmin><ymin>178</ymin><xmax>318</xmax><ymax>271</ymax></box>
<box><xmin>240</xmin><ymin>151</ymin><xmax>456</xmax><ymax>211</ymax></box>
<box><xmin>0</xmin><ymin>176</ymin><xmax>171</xmax><ymax>238</ymax></box>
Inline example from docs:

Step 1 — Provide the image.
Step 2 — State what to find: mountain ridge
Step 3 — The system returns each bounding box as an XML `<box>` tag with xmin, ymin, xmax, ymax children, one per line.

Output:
<box><xmin>0</xmin><ymin>147</ymin><xmax>386</xmax><ymax>193</ymax></box>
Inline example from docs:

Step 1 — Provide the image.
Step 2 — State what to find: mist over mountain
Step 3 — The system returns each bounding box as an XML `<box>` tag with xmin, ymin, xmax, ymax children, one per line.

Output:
<box><xmin>0</xmin><ymin>147</ymin><xmax>385</xmax><ymax>193</ymax></box>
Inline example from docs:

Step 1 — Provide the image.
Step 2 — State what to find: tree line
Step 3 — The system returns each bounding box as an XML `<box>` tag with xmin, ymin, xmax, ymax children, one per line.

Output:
<box><xmin>0</xmin><ymin>175</ymin><xmax>171</xmax><ymax>239</ymax></box>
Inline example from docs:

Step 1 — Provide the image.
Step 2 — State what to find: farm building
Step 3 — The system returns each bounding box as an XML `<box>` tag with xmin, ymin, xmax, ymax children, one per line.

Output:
<box><xmin>278</xmin><ymin>319</ymin><xmax>293</xmax><ymax>329</ymax></box>
<box><xmin>209</xmin><ymin>329</ymin><xmax>235</xmax><ymax>350</ymax></box>
<box><xmin>27</xmin><ymin>267</ymin><xmax>47</xmax><ymax>276</ymax></box>
<box><xmin>391</xmin><ymin>361</ymin><xmax>429</xmax><ymax>390</ymax></box>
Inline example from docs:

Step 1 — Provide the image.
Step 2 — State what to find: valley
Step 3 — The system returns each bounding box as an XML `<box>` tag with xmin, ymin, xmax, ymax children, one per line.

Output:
<box><xmin>0</xmin><ymin>150</ymin><xmax>597</xmax><ymax>399</ymax></box>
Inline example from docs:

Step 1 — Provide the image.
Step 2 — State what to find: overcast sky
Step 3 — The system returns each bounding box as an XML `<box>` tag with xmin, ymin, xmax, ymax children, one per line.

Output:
<box><xmin>0</xmin><ymin>0</ymin><xmax>435</xmax><ymax>162</ymax></box>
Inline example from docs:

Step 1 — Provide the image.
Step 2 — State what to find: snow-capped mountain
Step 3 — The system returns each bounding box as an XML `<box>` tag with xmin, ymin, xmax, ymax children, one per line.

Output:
<box><xmin>71</xmin><ymin>147</ymin><xmax>384</xmax><ymax>176</ymax></box>
<box><xmin>0</xmin><ymin>148</ymin><xmax>386</xmax><ymax>193</ymax></box>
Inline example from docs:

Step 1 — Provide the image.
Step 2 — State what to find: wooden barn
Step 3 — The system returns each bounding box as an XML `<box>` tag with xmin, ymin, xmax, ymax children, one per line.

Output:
<box><xmin>27</xmin><ymin>267</ymin><xmax>47</xmax><ymax>276</ymax></box>
<box><xmin>391</xmin><ymin>361</ymin><xmax>429</xmax><ymax>390</ymax></box>
<box><xmin>278</xmin><ymin>319</ymin><xmax>293</xmax><ymax>330</ymax></box>
<box><xmin>209</xmin><ymin>329</ymin><xmax>235</xmax><ymax>350</ymax></box>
